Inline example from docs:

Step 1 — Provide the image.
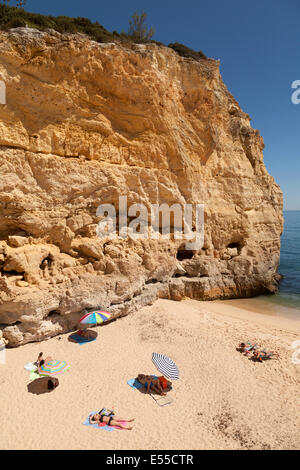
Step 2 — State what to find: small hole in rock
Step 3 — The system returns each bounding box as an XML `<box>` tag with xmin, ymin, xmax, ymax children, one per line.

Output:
<box><xmin>2</xmin><ymin>270</ymin><xmax>25</xmax><ymax>278</ymax></box>
<box><xmin>227</xmin><ymin>242</ymin><xmax>240</xmax><ymax>249</ymax></box>
<box><xmin>47</xmin><ymin>310</ymin><xmax>60</xmax><ymax>317</ymax></box>
<box><xmin>176</xmin><ymin>249</ymin><xmax>194</xmax><ymax>261</ymax></box>
<box><xmin>40</xmin><ymin>256</ymin><xmax>53</xmax><ymax>270</ymax></box>
<box><xmin>145</xmin><ymin>279</ymin><xmax>158</xmax><ymax>284</ymax></box>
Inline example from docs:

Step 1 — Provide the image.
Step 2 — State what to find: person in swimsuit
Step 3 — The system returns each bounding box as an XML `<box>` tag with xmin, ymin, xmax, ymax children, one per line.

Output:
<box><xmin>36</xmin><ymin>352</ymin><xmax>53</xmax><ymax>367</ymax></box>
<box><xmin>137</xmin><ymin>374</ymin><xmax>166</xmax><ymax>396</ymax></box>
<box><xmin>77</xmin><ymin>328</ymin><xmax>91</xmax><ymax>339</ymax></box>
<box><xmin>89</xmin><ymin>409</ymin><xmax>135</xmax><ymax>430</ymax></box>
<box><xmin>238</xmin><ymin>342</ymin><xmax>257</xmax><ymax>356</ymax></box>
<box><xmin>252</xmin><ymin>350</ymin><xmax>279</xmax><ymax>362</ymax></box>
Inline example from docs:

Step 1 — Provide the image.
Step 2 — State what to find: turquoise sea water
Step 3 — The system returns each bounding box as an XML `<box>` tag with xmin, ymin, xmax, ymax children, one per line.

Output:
<box><xmin>224</xmin><ymin>211</ymin><xmax>300</xmax><ymax>319</ymax></box>
<box><xmin>270</xmin><ymin>210</ymin><xmax>300</xmax><ymax>310</ymax></box>
<box><xmin>253</xmin><ymin>211</ymin><xmax>300</xmax><ymax>319</ymax></box>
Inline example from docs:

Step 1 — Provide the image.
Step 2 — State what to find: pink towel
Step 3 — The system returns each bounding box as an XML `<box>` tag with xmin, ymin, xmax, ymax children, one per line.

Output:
<box><xmin>98</xmin><ymin>420</ymin><xmax>128</xmax><ymax>430</ymax></box>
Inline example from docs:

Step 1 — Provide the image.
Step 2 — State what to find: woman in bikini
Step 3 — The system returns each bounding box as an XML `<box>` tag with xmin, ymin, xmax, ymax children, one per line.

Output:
<box><xmin>252</xmin><ymin>350</ymin><xmax>279</xmax><ymax>362</ymax></box>
<box><xmin>89</xmin><ymin>409</ymin><xmax>135</xmax><ymax>430</ymax></box>
<box><xmin>238</xmin><ymin>342</ymin><xmax>257</xmax><ymax>356</ymax></box>
<box><xmin>77</xmin><ymin>328</ymin><xmax>91</xmax><ymax>339</ymax></box>
<box><xmin>36</xmin><ymin>352</ymin><xmax>53</xmax><ymax>367</ymax></box>
<box><xmin>137</xmin><ymin>374</ymin><xmax>167</xmax><ymax>396</ymax></box>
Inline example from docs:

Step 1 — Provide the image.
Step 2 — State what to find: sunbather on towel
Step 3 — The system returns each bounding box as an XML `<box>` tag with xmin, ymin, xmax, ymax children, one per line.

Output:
<box><xmin>158</xmin><ymin>375</ymin><xmax>171</xmax><ymax>391</ymax></box>
<box><xmin>137</xmin><ymin>374</ymin><xmax>167</xmax><ymax>396</ymax></box>
<box><xmin>36</xmin><ymin>352</ymin><xmax>53</xmax><ymax>367</ymax></box>
<box><xmin>77</xmin><ymin>329</ymin><xmax>91</xmax><ymax>339</ymax></box>
<box><xmin>89</xmin><ymin>410</ymin><xmax>135</xmax><ymax>430</ymax></box>
<box><xmin>252</xmin><ymin>350</ymin><xmax>279</xmax><ymax>362</ymax></box>
<box><xmin>238</xmin><ymin>342</ymin><xmax>257</xmax><ymax>355</ymax></box>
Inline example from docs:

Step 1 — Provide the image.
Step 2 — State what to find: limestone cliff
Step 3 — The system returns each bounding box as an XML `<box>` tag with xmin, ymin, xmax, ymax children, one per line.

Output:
<box><xmin>0</xmin><ymin>28</ymin><xmax>283</xmax><ymax>346</ymax></box>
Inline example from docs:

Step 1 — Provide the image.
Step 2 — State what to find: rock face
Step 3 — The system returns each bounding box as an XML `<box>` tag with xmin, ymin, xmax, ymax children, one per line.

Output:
<box><xmin>0</xmin><ymin>28</ymin><xmax>283</xmax><ymax>346</ymax></box>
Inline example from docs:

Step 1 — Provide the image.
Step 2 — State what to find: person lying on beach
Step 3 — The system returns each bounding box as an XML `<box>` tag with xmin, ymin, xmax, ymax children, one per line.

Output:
<box><xmin>158</xmin><ymin>375</ymin><xmax>171</xmax><ymax>391</ymax></box>
<box><xmin>77</xmin><ymin>329</ymin><xmax>91</xmax><ymax>339</ymax></box>
<box><xmin>252</xmin><ymin>350</ymin><xmax>279</xmax><ymax>362</ymax></box>
<box><xmin>238</xmin><ymin>342</ymin><xmax>258</xmax><ymax>355</ymax></box>
<box><xmin>89</xmin><ymin>410</ymin><xmax>135</xmax><ymax>430</ymax></box>
<box><xmin>36</xmin><ymin>352</ymin><xmax>53</xmax><ymax>367</ymax></box>
<box><xmin>137</xmin><ymin>374</ymin><xmax>167</xmax><ymax>396</ymax></box>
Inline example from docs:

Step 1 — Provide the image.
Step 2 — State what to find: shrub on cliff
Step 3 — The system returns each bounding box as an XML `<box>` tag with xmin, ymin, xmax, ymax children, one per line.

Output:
<box><xmin>128</xmin><ymin>11</ymin><xmax>155</xmax><ymax>43</ymax></box>
<box><xmin>0</xmin><ymin>4</ymin><xmax>119</xmax><ymax>41</ymax></box>
<box><xmin>168</xmin><ymin>43</ymin><xmax>207</xmax><ymax>60</ymax></box>
<box><xmin>0</xmin><ymin>4</ymin><xmax>207</xmax><ymax>62</ymax></box>
<box><xmin>0</xmin><ymin>0</ymin><xmax>27</xmax><ymax>7</ymax></box>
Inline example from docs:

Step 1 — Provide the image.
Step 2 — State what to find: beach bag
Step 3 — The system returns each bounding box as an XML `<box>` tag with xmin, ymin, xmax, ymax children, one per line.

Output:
<box><xmin>99</xmin><ymin>407</ymin><xmax>114</xmax><ymax>417</ymax></box>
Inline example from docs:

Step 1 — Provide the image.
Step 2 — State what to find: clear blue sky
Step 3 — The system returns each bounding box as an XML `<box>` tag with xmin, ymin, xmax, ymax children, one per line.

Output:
<box><xmin>22</xmin><ymin>0</ymin><xmax>299</xmax><ymax>209</ymax></box>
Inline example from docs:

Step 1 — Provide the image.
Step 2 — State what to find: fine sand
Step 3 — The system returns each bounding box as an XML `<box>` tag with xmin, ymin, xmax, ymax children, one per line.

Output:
<box><xmin>0</xmin><ymin>298</ymin><xmax>299</xmax><ymax>450</ymax></box>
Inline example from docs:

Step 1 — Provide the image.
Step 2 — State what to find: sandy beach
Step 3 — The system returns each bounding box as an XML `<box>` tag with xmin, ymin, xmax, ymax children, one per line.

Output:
<box><xmin>0</xmin><ymin>298</ymin><xmax>299</xmax><ymax>450</ymax></box>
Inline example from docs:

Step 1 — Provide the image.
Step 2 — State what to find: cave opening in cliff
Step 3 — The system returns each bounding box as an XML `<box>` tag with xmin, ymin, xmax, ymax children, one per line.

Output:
<box><xmin>176</xmin><ymin>247</ymin><xmax>195</xmax><ymax>261</ymax></box>
<box><xmin>226</xmin><ymin>240</ymin><xmax>244</xmax><ymax>254</ymax></box>
<box><xmin>145</xmin><ymin>278</ymin><xmax>159</xmax><ymax>284</ymax></box>
<box><xmin>173</xmin><ymin>273</ymin><xmax>186</xmax><ymax>278</ymax></box>
<box><xmin>40</xmin><ymin>256</ymin><xmax>53</xmax><ymax>270</ymax></box>
<box><xmin>227</xmin><ymin>242</ymin><xmax>240</xmax><ymax>249</ymax></box>
<box><xmin>47</xmin><ymin>310</ymin><xmax>60</xmax><ymax>318</ymax></box>
<box><xmin>2</xmin><ymin>269</ymin><xmax>25</xmax><ymax>278</ymax></box>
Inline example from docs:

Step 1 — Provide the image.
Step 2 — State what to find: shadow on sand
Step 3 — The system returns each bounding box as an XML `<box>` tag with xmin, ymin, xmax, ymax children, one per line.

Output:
<box><xmin>27</xmin><ymin>377</ymin><xmax>58</xmax><ymax>395</ymax></box>
<box><xmin>68</xmin><ymin>329</ymin><xmax>98</xmax><ymax>344</ymax></box>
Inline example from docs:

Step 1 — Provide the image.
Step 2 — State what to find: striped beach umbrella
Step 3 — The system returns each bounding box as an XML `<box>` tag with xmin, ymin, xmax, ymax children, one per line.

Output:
<box><xmin>79</xmin><ymin>311</ymin><xmax>112</xmax><ymax>326</ymax></box>
<box><xmin>38</xmin><ymin>360</ymin><xmax>69</xmax><ymax>377</ymax></box>
<box><xmin>152</xmin><ymin>353</ymin><xmax>179</xmax><ymax>380</ymax></box>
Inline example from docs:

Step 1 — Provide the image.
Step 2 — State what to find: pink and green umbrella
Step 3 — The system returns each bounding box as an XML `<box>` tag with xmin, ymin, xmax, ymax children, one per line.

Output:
<box><xmin>79</xmin><ymin>310</ymin><xmax>112</xmax><ymax>327</ymax></box>
<box><xmin>38</xmin><ymin>360</ymin><xmax>70</xmax><ymax>377</ymax></box>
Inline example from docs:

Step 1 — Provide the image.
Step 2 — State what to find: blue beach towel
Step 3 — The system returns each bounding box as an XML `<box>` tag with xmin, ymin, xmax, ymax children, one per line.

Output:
<box><xmin>127</xmin><ymin>378</ymin><xmax>144</xmax><ymax>390</ymax></box>
<box><xmin>70</xmin><ymin>333</ymin><xmax>96</xmax><ymax>345</ymax></box>
<box><xmin>83</xmin><ymin>412</ymin><xmax>113</xmax><ymax>432</ymax></box>
<box><xmin>127</xmin><ymin>376</ymin><xmax>158</xmax><ymax>390</ymax></box>
<box><xmin>127</xmin><ymin>376</ymin><xmax>172</xmax><ymax>406</ymax></box>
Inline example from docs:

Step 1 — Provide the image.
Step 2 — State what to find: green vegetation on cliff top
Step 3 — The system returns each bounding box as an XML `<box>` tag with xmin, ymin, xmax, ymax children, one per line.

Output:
<box><xmin>0</xmin><ymin>4</ymin><xmax>207</xmax><ymax>61</ymax></box>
